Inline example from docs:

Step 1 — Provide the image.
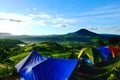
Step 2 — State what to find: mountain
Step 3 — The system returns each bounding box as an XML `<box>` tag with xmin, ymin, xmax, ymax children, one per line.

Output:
<box><xmin>15</xmin><ymin>29</ymin><xmax>100</xmax><ymax>43</ymax></box>
<box><xmin>75</xmin><ymin>29</ymin><xmax>99</xmax><ymax>36</ymax></box>
<box><xmin>0</xmin><ymin>33</ymin><xmax>13</xmax><ymax>38</ymax></box>
<box><xmin>66</xmin><ymin>29</ymin><xmax>99</xmax><ymax>37</ymax></box>
<box><xmin>0</xmin><ymin>33</ymin><xmax>12</xmax><ymax>36</ymax></box>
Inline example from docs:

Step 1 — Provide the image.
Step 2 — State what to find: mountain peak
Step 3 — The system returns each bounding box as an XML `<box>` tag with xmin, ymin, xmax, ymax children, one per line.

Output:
<box><xmin>72</xmin><ymin>28</ymin><xmax>99</xmax><ymax>36</ymax></box>
<box><xmin>76</xmin><ymin>29</ymin><xmax>90</xmax><ymax>33</ymax></box>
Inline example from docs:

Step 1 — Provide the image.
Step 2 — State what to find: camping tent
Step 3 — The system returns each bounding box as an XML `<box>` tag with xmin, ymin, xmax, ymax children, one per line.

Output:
<box><xmin>15</xmin><ymin>50</ymin><xmax>78</xmax><ymax>80</ymax></box>
<box><xmin>78</xmin><ymin>48</ymin><xmax>103</xmax><ymax>64</ymax></box>
<box><xmin>97</xmin><ymin>47</ymin><xmax>112</xmax><ymax>61</ymax></box>
<box><xmin>78</xmin><ymin>46</ymin><xmax>120</xmax><ymax>64</ymax></box>
<box><xmin>107</xmin><ymin>46</ymin><xmax>120</xmax><ymax>58</ymax></box>
<box><xmin>15</xmin><ymin>50</ymin><xmax>47</xmax><ymax>72</ymax></box>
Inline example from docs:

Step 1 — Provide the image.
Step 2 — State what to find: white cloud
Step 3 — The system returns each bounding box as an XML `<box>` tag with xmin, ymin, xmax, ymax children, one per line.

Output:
<box><xmin>33</xmin><ymin>8</ymin><xmax>37</xmax><ymax>11</ymax></box>
<box><xmin>0</xmin><ymin>20</ymin><xmax>29</xmax><ymax>35</ymax></box>
<box><xmin>0</xmin><ymin>12</ymin><xmax>49</xmax><ymax>26</ymax></box>
<box><xmin>0</xmin><ymin>12</ymin><xmax>34</xmax><ymax>34</ymax></box>
<box><xmin>53</xmin><ymin>17</ymin><xmax>79</xmax><ymax>24</ymax></box>
<box><xmin>56</xmin><ymin>14</ymin><xmax>63</xmax><ymax>17</ymax></box>
<box><xmin>0</xmin><ymin>11</ymin><xmax>80</xmax><ymax>35</ymax></box>
<box><xmin>29</xmin><ymin>14</ymin><xmax>39</xmax><ymax>18</ymax></box>
<box><xmin>32</xmin><ymin>20</ymin><xmax>46</xmax><ymax>26</ymax></box>
<box><xmin>28</xmin><ymin>13</ymin><xmax>79</xmax><ymax>27</ymax></box>
<box><xmin>0</xmin><ymin>12</ymin><xmax>32</xmax><ymax>22</ymax></box>
<box><xmin>28</xmin><ymin>13</ymin><xmax>51</xmax><ymax>19</ymax></box>
<box><xmin>85</xmin><ymin>26</ymin><xmax>120</xmax><ymax>34</ymax></box>
<box><xmin>86</xmin><ymin>26</ymin><xmax>99</xmax><ymax>30</ymax></box>
<box><xmin>39</xmin><ymin>14</ymin><xmax>51</xmax><ymax>18</ymax></box>
<box><xmin>55</xmin><ymin>24</ymin><xmax>69</xmax><ymax>28</ymax></box>
<box><xmin>107</xmin><ymin>26</ymin><xmax>120</xmax><ymax>31</ymax></box>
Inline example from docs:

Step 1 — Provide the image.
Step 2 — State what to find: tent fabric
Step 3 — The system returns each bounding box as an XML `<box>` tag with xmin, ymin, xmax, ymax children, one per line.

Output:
<box><xmin>78</xmin><ymin>48</ymin><xmax>86</xmax><ymax>58</ymax></box>
<box><xmin>84</xmin><ymin>48</ymin><xmax>94</xmax><ymax>64</ymax></box>
<box><xmin>92</xmin><ymin>48</ymin><xmax>103</xmax><ymax>63</ymax></box>
<box><xmin>78</xmin><ymin>48</ymin><xmax>94</xmax><ymax>64</ymax></box>
<box><xmin>15</xmin><ymin>50</ymin><xmax>47</xmax><ymax>72</ymax></box>
<box><xmin>16</xmin><ymin>51</ymin><xmax>78</xmax><ymax>80</ymax></box>
<box><xmin>78</xmin><ymin>48</ymin><xmax>103</xmax><ymax>64</ymax></box>
<box><xmin>19</xmin><ymin>58</ymin><xmax>78</xmax><ymax>80</ymax></box>
<box><xmin>78</xmin><ymin>46</ymin><xmax>120</xmax><ymax>64</ymax></box>
<box><xmin>97</xmin><ymin>47</ymin><xmax>112</xmax><ymax>61</ymax></box>
<box><xmin>107</xmin><ymin>46</ymin><xmax>120</xmax><ymax>58</ymax></box>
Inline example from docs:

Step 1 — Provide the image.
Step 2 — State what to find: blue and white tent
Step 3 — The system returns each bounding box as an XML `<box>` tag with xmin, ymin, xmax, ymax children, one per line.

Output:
<box><xmin>15</xmin><ymin>50</ymin><xmax>78</xmax><ymax>80</ymax></box>
<box><xmin>15</xmin><ymin>50</ymin><xmax>47</xmax><ymax>72</ymax></box>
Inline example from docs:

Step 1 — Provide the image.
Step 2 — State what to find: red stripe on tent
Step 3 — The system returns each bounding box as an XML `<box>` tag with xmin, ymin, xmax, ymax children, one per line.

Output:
<box><xmin>108</xmin><ymin>46</ymin><xmax>120</xmax><ymax>58</ymax></box>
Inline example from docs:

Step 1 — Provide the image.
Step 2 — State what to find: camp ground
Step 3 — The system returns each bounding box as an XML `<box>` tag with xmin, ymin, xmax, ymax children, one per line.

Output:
<box><xmin>73</xmin><ymin>46</ymin><xmax>120</xmax><ymax>79</ymax></box>
<box><xmin>15</xmin><ymin>46</ymin><xmax>120</xmax><ymax>80</ymax></box>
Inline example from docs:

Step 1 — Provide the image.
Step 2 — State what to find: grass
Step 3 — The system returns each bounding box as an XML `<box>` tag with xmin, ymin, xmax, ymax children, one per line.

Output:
<box><xmin>51</xmin><ymin>53</ymin><xmax>70</xmax><ymax>58</ymax></box>
<box><xmin>9</xmin><ymin>52</ymin><xmax>30</xmax><ymax>64</ymax></box>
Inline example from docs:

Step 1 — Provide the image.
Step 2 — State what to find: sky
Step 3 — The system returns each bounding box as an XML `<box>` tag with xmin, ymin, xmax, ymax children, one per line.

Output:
<box><xmin>0</xmin><ymin>0</ymin><xmax>120</xmax><ymax>35</ymax></box>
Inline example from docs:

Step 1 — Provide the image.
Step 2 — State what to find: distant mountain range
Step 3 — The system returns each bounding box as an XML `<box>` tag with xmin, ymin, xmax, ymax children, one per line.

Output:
<box><xmin>0</xmin><ymin>29</ymin><xmax>120</xmax><ymax>43</ymax></box>
<box><xmin>0</xmin><ymin>33</ymin><xmax>13</xmax><ymax>38</ymax></box>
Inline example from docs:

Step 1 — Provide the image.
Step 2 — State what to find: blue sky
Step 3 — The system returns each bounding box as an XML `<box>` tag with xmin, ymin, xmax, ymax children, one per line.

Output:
<box><xmin>0</xmin><ymin>0</ymin><xmax>120</xmax><ymax>35</ymax></box>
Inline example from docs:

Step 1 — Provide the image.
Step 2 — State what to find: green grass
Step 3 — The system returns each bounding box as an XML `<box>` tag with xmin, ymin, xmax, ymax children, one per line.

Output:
<box><xmin>51</xmin><ymin>53</ymin><xmax>70</xmax><ymax>58</ymax></box>
<box><xmin>24</xmin><ymin>46</ymin><xmax>33</xmax><ymax>51</ymax></box>
<box><xmin>9</xmin><ymin>52</ymin><xmax>30</xmax><ymax>64</ymax></box>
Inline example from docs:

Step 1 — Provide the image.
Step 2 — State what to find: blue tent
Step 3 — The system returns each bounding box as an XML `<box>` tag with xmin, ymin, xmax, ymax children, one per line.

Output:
<box><xmin>15</xmin><ymin>50</ymin><xmax>47</xmax><ymax>72</ymax></box>
<box><xmin>97</xmin><ymin>47</ymin><xmax>111</xmax><ymax>61</ymax></box>
<box><xmin>15</xmin><ymin>51</ymin><xmax>78</xmax><ymax>80</ymax></box>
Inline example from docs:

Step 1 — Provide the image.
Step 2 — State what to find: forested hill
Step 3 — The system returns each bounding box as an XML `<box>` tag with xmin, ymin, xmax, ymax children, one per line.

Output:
<box><xmin>0</xmin><ymin>39</ymin><xmax>24</xmax><ymax>47</ymax></box>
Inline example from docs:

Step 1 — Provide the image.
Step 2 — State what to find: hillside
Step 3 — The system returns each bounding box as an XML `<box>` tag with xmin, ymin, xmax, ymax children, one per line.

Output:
<box><xmin>0</xmin><ymin>33</ymin><xmax>13</xmax><ymax>38</ymax></box>
<box><xmin>0</xmin><ymin>39</ymin><xmax>24</xmax><ymax>51</ymax></box>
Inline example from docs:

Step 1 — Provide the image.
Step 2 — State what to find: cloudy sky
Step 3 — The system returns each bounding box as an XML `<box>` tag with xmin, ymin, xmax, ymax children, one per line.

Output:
<box><xmin>0</xmin><ymin>0</ymin><xmax>120</xmax><ymax>35</ymax></box>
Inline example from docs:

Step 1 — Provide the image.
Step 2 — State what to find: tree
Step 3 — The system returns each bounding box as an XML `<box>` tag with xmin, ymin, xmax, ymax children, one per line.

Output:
<box><xmin>108</xmin><ymin>37</ymin><xmax>120</xmax><ymax>47</ymax></box>
<box><xmin>95</xmin><ymin>39</ymin><xmax>106</xmax><ymax>47</ymax></box>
